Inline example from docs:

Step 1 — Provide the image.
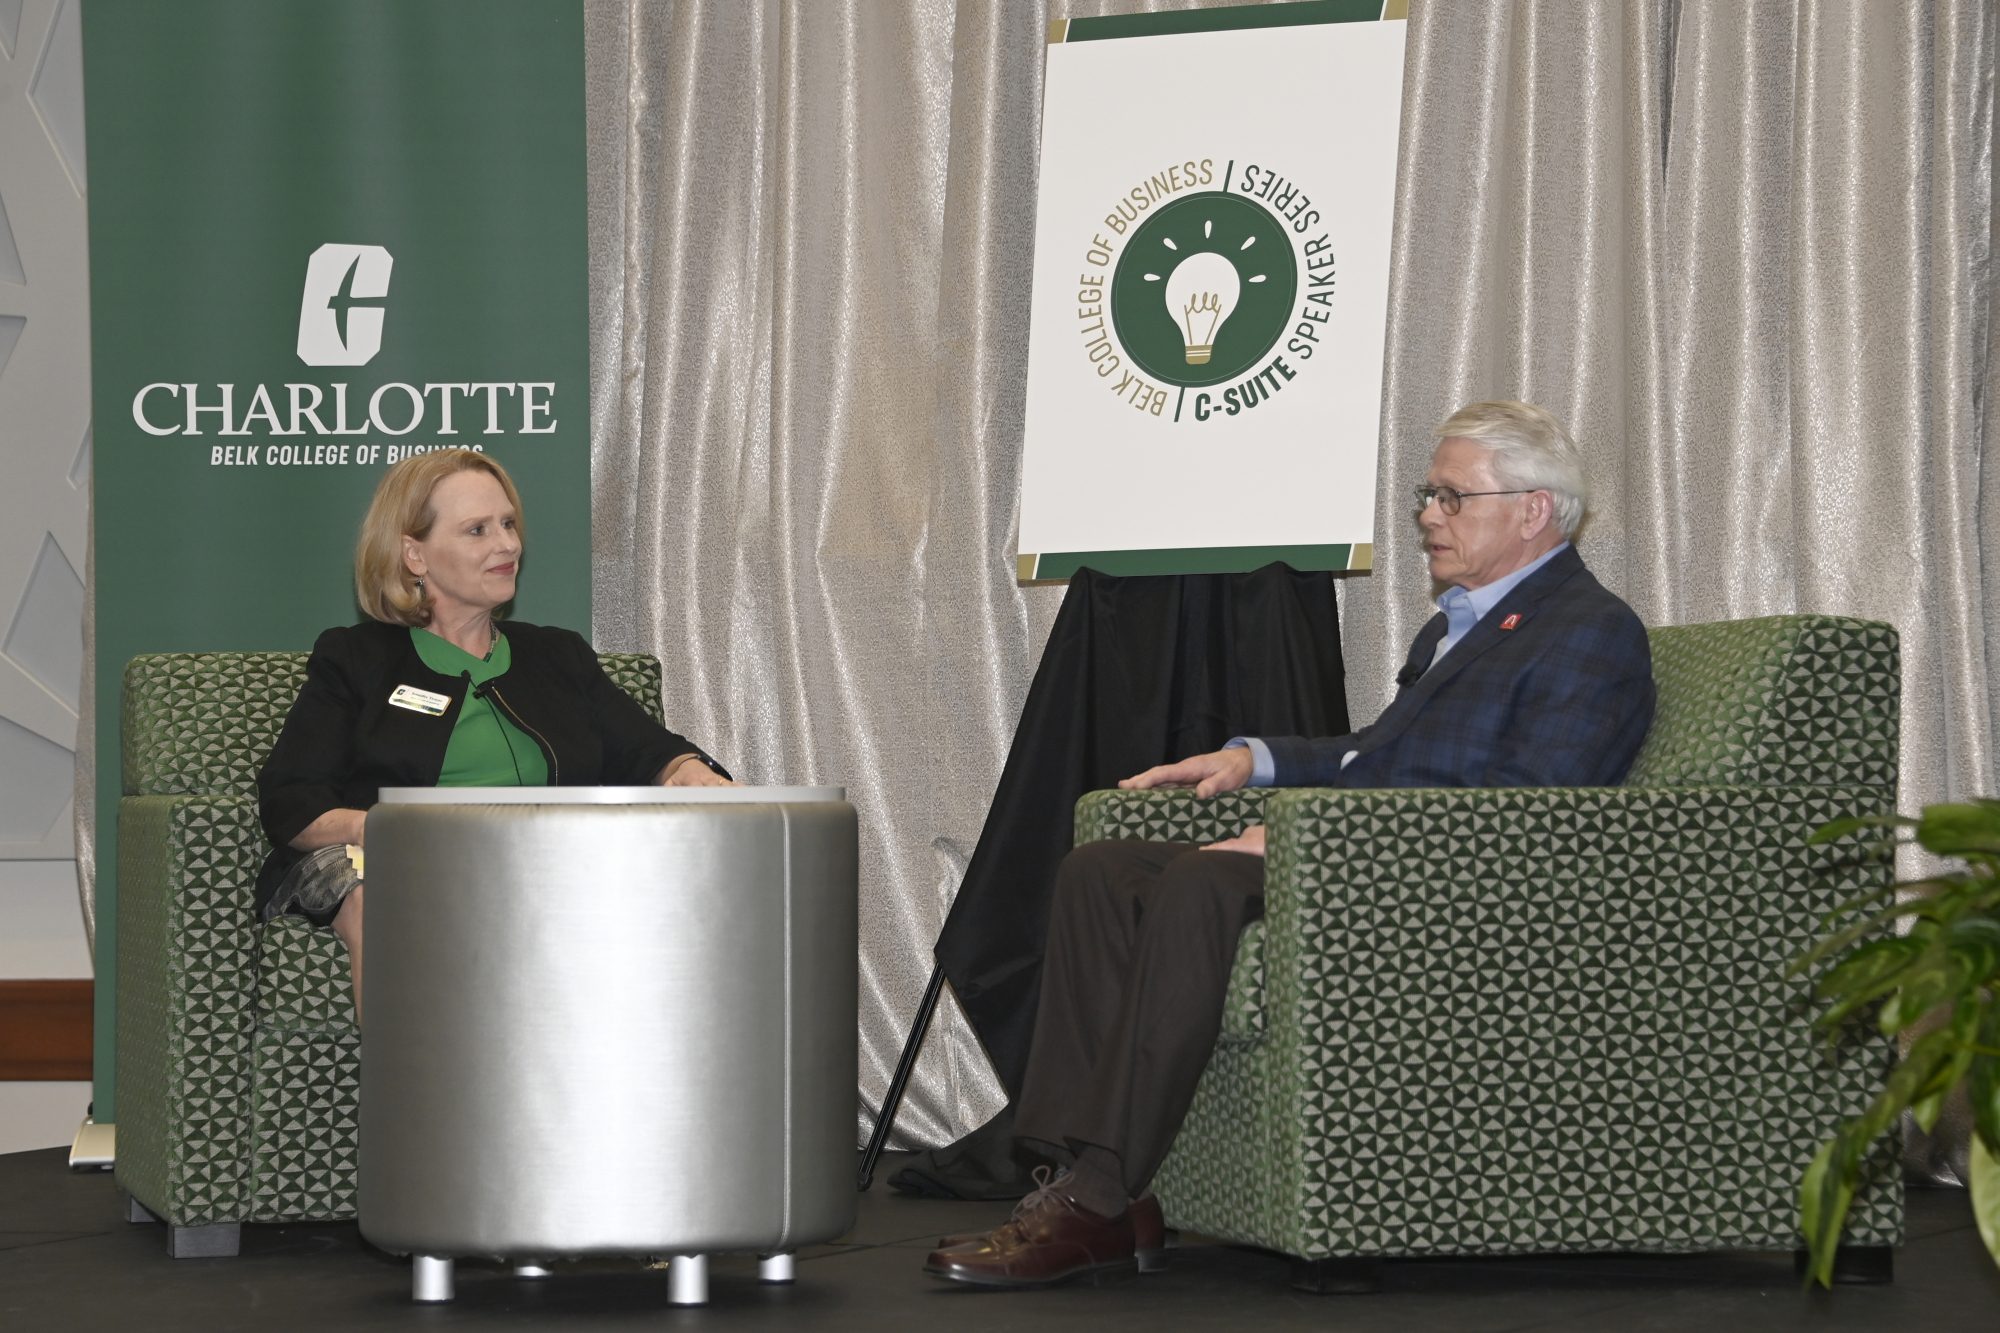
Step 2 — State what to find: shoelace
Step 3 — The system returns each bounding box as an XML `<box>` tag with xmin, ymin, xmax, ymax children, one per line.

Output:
<box><xmin>1006</xmin><ymin>1164</ymin><xmax>1084</xmax><ymax>1225</ymax></box>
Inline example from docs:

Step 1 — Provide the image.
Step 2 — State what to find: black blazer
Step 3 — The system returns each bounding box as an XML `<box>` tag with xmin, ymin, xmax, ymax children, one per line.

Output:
<box><xmin>255</xmin><ymin>619</ymin><xmax>722</xmax><ymax>915</ymax></box>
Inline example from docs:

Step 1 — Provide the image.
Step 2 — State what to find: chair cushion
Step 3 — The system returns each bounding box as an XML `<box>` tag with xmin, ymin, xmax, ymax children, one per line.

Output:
<box><xmin>124</xmin><ymin>653</ymin><xmax>308</xmax><ymax>799</ymax></box>
<box><xmin>1627</xmin><ymin>615</ymin><xmax>1898</xmax><ymax>789</ymax></box>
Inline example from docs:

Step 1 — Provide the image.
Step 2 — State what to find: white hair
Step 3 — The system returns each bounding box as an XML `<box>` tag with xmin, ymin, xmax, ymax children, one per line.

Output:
<box><xmin>1434</xmin><ymin>400</ymin><xmax>1588</xmax><ymax>538</ymax></box>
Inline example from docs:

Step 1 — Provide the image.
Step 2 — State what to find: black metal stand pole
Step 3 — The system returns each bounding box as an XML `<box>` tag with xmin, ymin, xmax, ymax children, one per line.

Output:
<box><xmin>857</xmin><ymin>963</ymin><xmax>945</xmax><ymax>1191</ymax></box>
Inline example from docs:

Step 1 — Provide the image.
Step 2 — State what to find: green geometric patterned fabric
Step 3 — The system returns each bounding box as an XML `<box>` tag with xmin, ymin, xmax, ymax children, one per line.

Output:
<box><xmin>1075</xmin><ymin>615</ymin><xmax>1904</xmax><ymax>1262</ymax></box>
<box><xmin>249</xmin><ymin>1030</ymin><xmax>360</xmax><ymax>1222</ymax></box>
<box><xmin>256</xmin><ymin>917</ymin><xmax>359</xmax><ymax>1032</ymax></box>
<box><xmin>1626</xmin><ymin>615</ymin><xmax>1898</xmax><ymax>789</ymax></box>
<box><xmin>124</xmin><ymin>653</ymin><xmax>308</xmax><ymax>799</ymax></box>
<box><xmin>115</xmin><ymin>794</ymin><xmax>264</xmax><ymax>1227</ymax></box>
<box><xmin>114</xmin><ymin>649</ymin><xmax>665</xmax><ymax>1237</ymax></box>
<box><xmin>597</xmin><ymin>654</ymin><xmax>669</xmax><ymax>728</ymax></box>
<box><xmin>1218</xmin><ymin>922</ymin><xmax>1266</xmax><ymax>1049</ymax></box>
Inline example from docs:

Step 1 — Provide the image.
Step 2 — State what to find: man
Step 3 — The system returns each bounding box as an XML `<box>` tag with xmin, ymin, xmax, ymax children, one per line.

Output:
<box><xmin>925</xmin><ymin>400</ymin><xmax>1656</xmax><ymax>1288</ymax></box>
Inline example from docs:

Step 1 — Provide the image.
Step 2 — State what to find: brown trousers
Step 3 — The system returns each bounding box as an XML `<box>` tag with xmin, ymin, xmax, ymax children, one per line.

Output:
<box><xmin>1012</xmin><ymin>839</ymin><xmax>1267</xmax><ymax>1197</ymax></box>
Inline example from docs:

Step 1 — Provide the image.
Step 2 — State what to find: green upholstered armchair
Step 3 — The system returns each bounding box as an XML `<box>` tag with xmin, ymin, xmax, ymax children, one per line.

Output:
<box><xmin>114</xmin><ymin>649</ymin><xmax>670</xmax><ymax>1258</ymax></box>
<box><xmin>1074</xmin><ymin>614</ymin><xmax>1905</xmax><ymax>1287</ymax></box>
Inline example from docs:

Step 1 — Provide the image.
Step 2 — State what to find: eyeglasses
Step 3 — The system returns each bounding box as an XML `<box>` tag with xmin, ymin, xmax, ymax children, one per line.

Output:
<box><xmin>1413</xmin><ymin>485</ymin><xmax>1537</xmax><ymax>516</ymax></box>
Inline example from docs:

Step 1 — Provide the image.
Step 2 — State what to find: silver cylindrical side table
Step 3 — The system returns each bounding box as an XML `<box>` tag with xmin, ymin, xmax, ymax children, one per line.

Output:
<box><xmin>357</xmin><ymin>787</ymin><xmax>858</xmax><ymax>1306</ymax></box>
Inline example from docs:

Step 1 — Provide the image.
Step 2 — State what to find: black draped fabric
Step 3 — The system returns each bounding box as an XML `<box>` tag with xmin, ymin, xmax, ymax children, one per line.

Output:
<box><xmin>934</xmin><ymin>563</ymin><xmax>1348</xmax><ymax>1099</ymax></box>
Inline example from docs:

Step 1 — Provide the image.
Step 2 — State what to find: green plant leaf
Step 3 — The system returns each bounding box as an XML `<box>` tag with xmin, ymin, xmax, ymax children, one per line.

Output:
<box><xmin>1915</xmin><ymin>802</ymin><xmax>2000</xmax><ymax>859</ymax></box>
<box><xmin>1912</xmin><ymin>1086</ymin><xmax>1947</xmax><ymax>1135</ymax></box>
<box><xmin>1851</xmin><ymin>1028</ymin><xmax>1957</xmax><ymax>1148</ymax></box>
<box><xmin>1971</xmin><ymin>1134</ymin><xmax>2000</xmax><ymax>1274</ymax></box>
<box><xmin>1947</xmin><ymin>917</ymin><xmax>2000</xmax><ymax>983</ymax></box>
<box><xmin>1792</xmin><ymin>889</ymin><xmax>1966</xmax><ymax>977</ymax></box>
<box><xmin>1797</xmin><ymin>795</ymin><xmax>2000</xmax><ymax>1284</ymax></box>
<box><xmin>1815</xmin><ymin>936</ymin><xmax>1924</xmax><ymax>1000</ymax></box>
<box><xmin>1878</xmin><ymin>955</ymin><xmax>1970</xmax><ymax>1035</ymax></box>
<box><xmin>1799</xmin><ymin>1138</ymin><xmax>1852</xmax><ymax>1289</ymax></box>
<box><xmin>1915</xmin><ymin>998</ymin><xmax>1985</xmax><ymax>1104</ymax></box>
<box><xmin>1811</xmin><ymin>938</ymin><xmax>1924</xmax><ymax>1031</ymax></box>
<box><xmin>1970</xmin><ymin>1004</ymin><xmax>2000</xmax><ymax>1156</ymax></box>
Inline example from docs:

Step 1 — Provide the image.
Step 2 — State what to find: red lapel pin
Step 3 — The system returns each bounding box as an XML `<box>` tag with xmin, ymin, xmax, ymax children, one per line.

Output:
<box><xmin>1500</xmin><ymin>613</ymin><xmax>1522</xmax><ymax>631</ymax></box>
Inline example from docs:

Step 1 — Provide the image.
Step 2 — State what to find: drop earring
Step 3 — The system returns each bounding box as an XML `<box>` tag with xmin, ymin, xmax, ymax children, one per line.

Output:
<box><xmin>415</xmin><ymin>576</ymin><xmax>426</xmax><ymax>595</ymax></box>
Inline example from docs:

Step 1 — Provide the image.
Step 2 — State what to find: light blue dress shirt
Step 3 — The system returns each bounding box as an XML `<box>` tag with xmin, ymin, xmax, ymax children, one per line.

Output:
<box><xmin>1227</xmin><ymin>542</ymin><xmax>1571</xmax><ymax>786</ymax></box>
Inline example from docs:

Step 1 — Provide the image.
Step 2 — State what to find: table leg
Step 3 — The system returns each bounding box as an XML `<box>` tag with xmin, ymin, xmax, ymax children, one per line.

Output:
<box><xmin>412</xmin><ymin>1255</ymin><xmax>455</xmax><ymax>1303</ymax></box>
<box><xmin>669</xmin><ymin>1254</ymin><xmax>708</xmax><ymax>1306</ymax></box>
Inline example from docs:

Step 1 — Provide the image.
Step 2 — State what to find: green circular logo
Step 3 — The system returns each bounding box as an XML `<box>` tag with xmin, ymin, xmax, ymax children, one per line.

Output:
<box><xmin>1110</xmin><ymin>191</ymin><xmax>1298</xmax><ymax>389</ymax></box>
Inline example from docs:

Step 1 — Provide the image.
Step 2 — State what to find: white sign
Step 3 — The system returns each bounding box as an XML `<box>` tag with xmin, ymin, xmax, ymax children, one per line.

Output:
<box><xmin>1017</xmin><ymin>14</ymin><xmax>1405</xmax><ymax>579</ymax></box>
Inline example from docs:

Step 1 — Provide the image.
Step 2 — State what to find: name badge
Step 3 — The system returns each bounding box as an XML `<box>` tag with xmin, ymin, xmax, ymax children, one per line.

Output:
<box><xmin>389</xmin><ymin>684</ymin><xmax>453</xmax><ymax>716</ymax></box>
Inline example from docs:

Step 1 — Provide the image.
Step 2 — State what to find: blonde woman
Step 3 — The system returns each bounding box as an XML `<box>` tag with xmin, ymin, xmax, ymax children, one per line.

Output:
<box><xmin>256</xmin><ymin>449</ymin><xmax>730</xmax><ymax>1019</ymax></box>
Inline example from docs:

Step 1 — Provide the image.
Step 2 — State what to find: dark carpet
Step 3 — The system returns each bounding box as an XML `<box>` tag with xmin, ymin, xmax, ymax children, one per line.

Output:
<box><xmin>3</xmin><ymin>1147</ymin><xmax>1996</xmax><ymax>1331</ymax></box>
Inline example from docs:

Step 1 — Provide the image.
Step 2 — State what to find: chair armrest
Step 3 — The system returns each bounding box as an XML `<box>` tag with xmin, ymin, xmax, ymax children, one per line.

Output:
<box><xmin>115</xmin><ymin>794</ymin><xmax>268</xmax><ymax>1226</ymax></box>
<box><xmin>1074</xmin><ymin>788</ymin><xmax>1273</xmax><ymax>847</ymax></box>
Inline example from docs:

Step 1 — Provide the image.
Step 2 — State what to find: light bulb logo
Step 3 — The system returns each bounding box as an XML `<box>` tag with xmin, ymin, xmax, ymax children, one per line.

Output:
<box><xmin>1140</xmin><ymin>219</ymin><xmax>1269</xmax><ymax>366</ymax></box>
<box><xmin>1162</xmin><ymin>253</ymin><xmax>1239</xmax><ymax>365</ymax></box>
<box><xmin>1109</xmin><ymin>191</ymin><xmax>1296</xmax><ymax>390</ymax></box>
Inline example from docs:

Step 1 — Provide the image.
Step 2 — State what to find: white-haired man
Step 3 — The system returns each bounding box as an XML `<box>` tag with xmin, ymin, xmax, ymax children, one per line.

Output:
<box><xmin>927</xmin><ymin>401</ymin><xmax>1656</xmax><ymax>1288</ymax></box>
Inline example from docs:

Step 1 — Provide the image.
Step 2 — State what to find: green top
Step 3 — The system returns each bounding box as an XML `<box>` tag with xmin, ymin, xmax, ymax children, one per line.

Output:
<box><xmin>410</xmin><ymin>627</ymin><xmax>550</xmax><ymax>787</ymax></box>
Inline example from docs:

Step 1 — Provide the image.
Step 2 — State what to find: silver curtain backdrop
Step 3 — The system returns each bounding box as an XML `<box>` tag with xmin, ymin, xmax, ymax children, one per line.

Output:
<box><xmin>73</xmin><ymin>0</ymin><xmax>1998</xmax><ymax>1162</ymax></box>
<box><xmin>576</xmin><ymin>0</ymin><xmax>1997</xmax><ymax>1153</ymax></box>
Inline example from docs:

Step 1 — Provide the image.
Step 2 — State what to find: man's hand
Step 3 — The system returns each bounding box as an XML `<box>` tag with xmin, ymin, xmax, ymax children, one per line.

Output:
<box><xmin>1202</xmin><ymin>824</ymin><xmax>1266</xmax><ymax>857</ymax></box>
<box><xmin>1118</xmin><ymin>746</ymin><xmax>1254</xmax><ymax>797</ymax></box>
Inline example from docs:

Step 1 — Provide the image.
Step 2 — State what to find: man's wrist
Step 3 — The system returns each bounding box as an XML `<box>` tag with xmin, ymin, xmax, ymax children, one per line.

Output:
<box><xmin>1223</xmin><ymin>737</ymin><xmax>1276</xmax><ymax>787</ymax></box>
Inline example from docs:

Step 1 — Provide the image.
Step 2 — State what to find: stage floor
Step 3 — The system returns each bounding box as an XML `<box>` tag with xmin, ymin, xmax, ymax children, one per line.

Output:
<box><xmin>4</xmin><ymin>1147</ymin><xmax>1997</xmax><ymax>1331</ymax></box>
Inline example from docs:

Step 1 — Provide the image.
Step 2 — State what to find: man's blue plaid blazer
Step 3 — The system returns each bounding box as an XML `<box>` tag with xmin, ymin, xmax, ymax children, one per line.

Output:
<box><xmin>1263</xmin><ymin>545</ymin><xmax>1654</xmax><ymax>789</ymax></box>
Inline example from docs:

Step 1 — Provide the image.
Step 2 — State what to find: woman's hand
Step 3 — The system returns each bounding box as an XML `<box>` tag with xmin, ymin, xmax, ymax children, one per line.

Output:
<box><xmin>661</xmin><ymin>756</ymin><xmax>736</xmax><ymax>787</ymax></box>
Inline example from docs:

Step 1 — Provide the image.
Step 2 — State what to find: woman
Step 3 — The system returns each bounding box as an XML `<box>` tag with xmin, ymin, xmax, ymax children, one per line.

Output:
<box><xmin>256</xmin><ymin>449</ymin><xmax>730</xmax><ymax>1020</ymax></box>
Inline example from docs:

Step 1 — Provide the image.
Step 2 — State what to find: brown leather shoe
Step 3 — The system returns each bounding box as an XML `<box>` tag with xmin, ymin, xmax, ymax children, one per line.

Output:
<box><xmin>937</xmin><ymin>1192</ymin><xmax>1169</xmax><ymax>1273</ymax></box>
<box><xmin>924</xmin><ymin>1169</ymin><xmax>1139</xmax><ymax>1287</ymax></box>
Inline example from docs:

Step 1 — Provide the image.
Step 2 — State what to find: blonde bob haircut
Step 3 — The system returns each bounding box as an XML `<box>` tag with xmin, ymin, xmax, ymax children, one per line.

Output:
<box><xmin>354</xmin><ymin>449</ymin><xmax>525</xmax><ymax>626</ymax></box>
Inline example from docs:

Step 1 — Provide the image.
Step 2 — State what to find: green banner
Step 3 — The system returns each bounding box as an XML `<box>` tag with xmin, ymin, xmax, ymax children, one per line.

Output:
<box><xmin>83</xmin><ymin>0</ymin><xmax>592</xmax><ymax>1120</ymax></box>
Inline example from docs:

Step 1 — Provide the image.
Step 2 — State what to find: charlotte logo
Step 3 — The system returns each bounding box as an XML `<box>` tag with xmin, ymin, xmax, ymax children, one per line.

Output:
<box><xmin>131</xmin><ymin>241</ymin><xmax>559</xmax><ymax>460</ymax></box>
<box><xmin>296</xmin><ymin>242</ymin><xmax>394</xmax><ymax>366</ymax></box>
<box><xmin>1074</xmin><ymin>159</ymin><xmax>1337</xmax><ymax>425</ymax></box>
